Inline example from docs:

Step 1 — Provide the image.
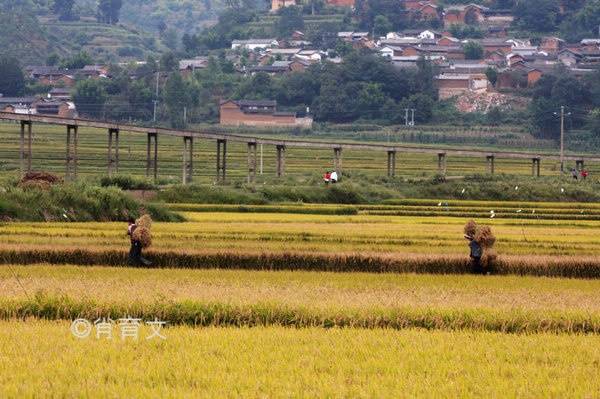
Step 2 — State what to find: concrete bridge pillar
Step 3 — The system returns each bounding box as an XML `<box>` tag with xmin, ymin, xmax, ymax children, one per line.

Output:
<box><xmin>183</xmin><ymin>137</ymin><xmax>193</xmax><ymax>185</ymax></box>
<box><xmin>576</xmin><ymin>159</ymin><xmax>584</xmax><ymax>171</ymax></box>
<box><xmin>333</xmin><ymin>147</ymin><xmax>342</xmax><ymax>174</ymax></box>
<box><xmin>146</xmin><ymin>133</ymin><xmax>158</xmax><ymax>182</ymax></box>
<box><xmin>531</xmin><ymin>157</ymin><xmax>541</xmax><ymax>177</ymax></box>
<box><xmin>66</xmin><ymin>125</ymin><xmax>78</xmax><ymax>180</ymax></box>
<box><xmin>20</xmin><ymin>121</ymin><xmax>32</xmax><ymax>175</ymax></box>
<box><xmin>216</xmin><ymin>139</ymin><xmax>227</xmax><ymax>183</ymax></box>
<box><xmin>108</xmin><ymin>128</ymin><xmax>119</xmax><ymax>177</ymax></box>
<box><xmin>486</xmin><ymin>155</ymin><xmax>495</xmax><ymax>175</ymax></box>
<box><xmin>387</xmin><ymin>150</ymin><xmax>396</xmax><ymax>178</ymax></box>
<box><xmin>438</xmin><ymin>152</ymin><xmax>447</xmax><ymax>176</ymax></box>
<box><xmin>276</xmin><ymin>145</ymin><xmax>286</xmax><ymax>178</ymax></box>
<box><xmin>247</xmin><ymin>142</ymin><xmax>257</xmax><ymax>184</ymax></box>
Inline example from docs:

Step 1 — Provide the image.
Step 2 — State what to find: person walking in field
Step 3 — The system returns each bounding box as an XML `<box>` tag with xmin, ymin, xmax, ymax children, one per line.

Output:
<box><xmin>571</xmin><ymin>168</ymin><xmax>579</xmax><ymax>180</ymax></box>
<box><xmin>464</xmin><ymin>234</ymin><xmax>483</xmax><ymax>274</ymax></box>
<box><xmin>127</xmin><ymin>218</ymin><xmax>151</xmax><ymax>266</ymax></box>
<box><xmin>581</xmin><ymin>169</ymin><xmax>589</xmax><ymax>180</ymax></box>
<box><xmin>330</xmin><ymin>171</ymin><xmax>338</xmax><ymax>183</ymax></box>
<box><xmin>323</xmin><ymin>171</ymin><xmax>331</xmax><ymax>184</ymax></box>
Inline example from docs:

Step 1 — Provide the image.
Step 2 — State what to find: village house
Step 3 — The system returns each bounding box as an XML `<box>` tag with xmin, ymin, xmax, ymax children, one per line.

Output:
<box><xmin>485</xmin><ymin>50</ymin><xmax>506</xmax><ymax>65</ymax></box>
<box><xmin>326</xmin><ymin>0</ymin><xmax>355</xmax><ymax>6</ymax></box>
<box><xmin>271</xmin><ymin>0</ymin><xmax>297</xmax><ymax>11</ymax></box>
<box><xmin>441</xmin><ymin>60</ymin><xmax>489</xmax><ymax>75</ymax></box>
<box><xmin>558</xmin><ymin>49</ymin><xmax>582</xmax><ymax>66</ymax></box>
<box><xmin>219</xmin><ymin>100</ymin><xmax>312</xmax><ymax>128</ymax></box>
<box><xmin>0</xmin><ymin>96</ymin><xmax>37</xmax><ymax>114</ymax></box>
<box><xmin>25</xmin><ymin>66</ymin><xmax>75</xmax><ymax>87</ymax></box>
<box><xmin>379</xmin><ymin>45</ymin><xmax>405</xmax><ymax>58</ymax></box>
<box><xmin>399</xmin><ymin>29</ymin><xmax>441</xmax><ymax>40</ymax></box>
<box><xmin>580</xmin><ymin>38</ymin><xmax>600</xmax><ymax>51</ymax></box>
<box><xmin>80</xmin><ymin>65</ymin><xmax>109</xmax><ymax>78</ymax></box>
<box><xmin>540</xmin><ymin>37</ymin><xmax>565</xmax><ymax>54</ymax></box>
<box><xmin>268</xmin><ymin>48</ymin><xmax>302</xmax><ymax>60</ymax></box>
<box><xmin>294</xmin><ymin>49</ymin><xmax>323</xmax><ymax>63</ymax></box>
<box><xmin>338</xmin><ymin>32</ymin><xmax>370</xmax><ymax>43</ymax></box>
<box><xmin>482</xmin><ymin>9</ymin><xmax>514</xmax><ymax>24</ymax></box>
<box><xmin>34</xmin><ymin>99</ymin><xmax>77</xmax><ymax>118</ymax></box>
<box><xmin>231</xmin><ymin>39</ymin><xmax>279</xmax><ymax>51</ymax></box>
<box><xmin>404</xmin><ymin>0</ymin><xmax>436</xmax><ymax>11</ymax></box>
<box><xmin>179</xmin><ymin>57</ymin><xmax>209</xmax><ymax>77</ymax></box>
<box><xmin>48</xmin><ymin>87</ymin><xmax>72</xmax><ymax>101</ymax></box>
<box><xmin>245</xmin><ymin>64</ymin><xmax>291</xmax><ymax>75</ymax></box>
<box><xmin>435</xmin><ymin>73</ymin><xmax>488</xmax><ymax>99</ymax></box>
<box><xmin>437</xmin><ymin>36</ymin><xmax>461</xmax><ymax>46</ymax></box>
<box><xmin>417</xmin><ymin>3</ymin><xmax>441</xmax><ymax>20</ymax></box>
<box><xmin>476</xmin><ymin>38</ymin><xmax>512</xmax><ymax>55</ymax></box>
<box><xmin>0</xmin><ymin>96</ymin><xmax>76</xmax><ymax>117</ymax></box>
<box><xmin>510</xmin><ymin>45</ymin><xmax>539</xmax><ymax>57</ymax></box>
<box><xmin>443</xmin><ymin>4</ymin><xmax>487</xmax><ymax>26</ymax></box>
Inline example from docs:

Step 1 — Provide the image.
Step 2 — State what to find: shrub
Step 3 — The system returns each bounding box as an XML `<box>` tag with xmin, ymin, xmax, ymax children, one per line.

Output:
<box><xmin>100</xmin><ymin>175</ymin><xmax>156</xmax><ymax>190</ymax></box>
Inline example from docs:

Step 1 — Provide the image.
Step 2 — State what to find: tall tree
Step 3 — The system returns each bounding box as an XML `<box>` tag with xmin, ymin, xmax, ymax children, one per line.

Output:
<box><xmin>276</xmin><ymin>6</ymin><xmax>304</xmax><ymax>37</ymax></box>
<box><xmin>97</xmin><ymin>0</ymin><xmax>123</xmax><ymax>24</ymax></box>
<box><xmin>73</xmin><ymin>80</ymin><xmax>108</xmax><ymax>118</ymax></box>
<box><xmin>513</xmin><ymin>0</ymin><xmax>560</xmax><ymax>32</ymax></box>
<box><xmin>164</xmin><ymin>73</ymin><xmax>197</xmax><ymax>128</ymax></box>
<box><xmin>464</xmin><ymin>41</ymin><xmax>484</xmax><ymax>60</ymax></box>
<box><xmin>0</xmin><ymin>57</ymin><xmax>25</xmax><ymax>97</ymax></box>
<box><xmin>52</xmin><ymin>0</ymin><xmax>76</xmax><ymax>21</ymax></box>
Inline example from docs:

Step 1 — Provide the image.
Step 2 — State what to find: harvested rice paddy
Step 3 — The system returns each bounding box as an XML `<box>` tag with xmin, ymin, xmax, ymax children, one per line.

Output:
<box><xmin>2</xmin><ymin>204</ymin><xmax>600</xmax><ymax>396</ymax></box>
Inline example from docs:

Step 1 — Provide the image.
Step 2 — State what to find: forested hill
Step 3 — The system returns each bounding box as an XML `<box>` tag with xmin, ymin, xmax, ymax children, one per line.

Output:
<box><xmin>0</xmin><ymin>0</ymin><xmax>226</xmax><ymax>65</ymax></box>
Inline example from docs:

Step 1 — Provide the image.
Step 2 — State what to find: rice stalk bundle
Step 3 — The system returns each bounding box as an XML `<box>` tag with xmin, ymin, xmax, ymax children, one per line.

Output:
<box><xmin>464</xmin><ymin>220</ymin><xmax>477</xmax><ymax>237</ymax></box>
<box><xmin>474</xmin><ymin>226</ymin><xmax>496</xmax><ymax>249</ymax></box>
<box><xmin>18</xmin><ymin>180</ymin><xmax>52</xmax><ymax>191</ymax></box>
<box><xmin>132</xmin><ymin>226</ymin><xmax>152</xmax><ymax>248</ymax></box>
<box><xmin>136</xmin><ymin>214</ymin><xmax>153</xmax><ymax>229</ymax></box>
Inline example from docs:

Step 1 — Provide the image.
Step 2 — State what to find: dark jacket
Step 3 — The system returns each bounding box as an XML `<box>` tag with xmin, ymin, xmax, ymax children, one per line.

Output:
<box><xmin>469</xmin><ymin>240</ymin><xmax>482</xmax><ymax>258</ymax></box>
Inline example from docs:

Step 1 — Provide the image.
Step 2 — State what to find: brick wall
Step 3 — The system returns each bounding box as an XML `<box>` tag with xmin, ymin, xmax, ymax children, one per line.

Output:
<box><xmin>220</xmin><ymin>102</ymin><xmax>300</xmax><ymax>127</ymax></box>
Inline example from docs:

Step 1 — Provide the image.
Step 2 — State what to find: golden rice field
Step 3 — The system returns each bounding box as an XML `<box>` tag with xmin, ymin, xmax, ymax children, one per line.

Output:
<box><xmin>0</xmin><ymin>122</ymin><xmax>592</xmax><ymax>182</ymax></box>
<box><xmin>1</xmin><ymin>212</ymin><xmax>599</xmax><ymax>257</ymax></box>
<box><xmin>2</xmin><ymin>321</ymin><xmax>600</xmax><ymax>398</ymax></box>
<box><xmin>1</xmin><ymin>320</ymin><xmax>599</xmax><ymax>398</ymax></box>
<box><xmin>2</xmin><ymin>206</ymin><xmax>600</xmax><ymax>396</ymax></box>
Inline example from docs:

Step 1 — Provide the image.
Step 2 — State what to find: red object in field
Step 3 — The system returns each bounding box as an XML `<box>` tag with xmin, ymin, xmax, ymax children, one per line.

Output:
<box><xmin>324</xmin><ymin>172</ymin><xmax>331</xmax><ymax>181</ymax></box>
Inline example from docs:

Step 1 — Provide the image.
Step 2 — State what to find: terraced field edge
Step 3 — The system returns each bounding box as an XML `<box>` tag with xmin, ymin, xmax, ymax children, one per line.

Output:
<box><xmin>2</xmin><ymin>248</ymin><xmax>600</xmax><ymax>278</ymax></box>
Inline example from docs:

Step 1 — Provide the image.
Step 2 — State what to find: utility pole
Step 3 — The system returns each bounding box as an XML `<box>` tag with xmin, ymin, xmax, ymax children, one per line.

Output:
<box><xmin>554</xmin><ymin>106</ymin><xmax>571</xmax><ymax>173</ymax></box>
<box><xmin>153</xmin><ymin>71</ymin><xmax>159</xmax><ymax>123</ymax></box>
<box><xmin>260</xmin><ymin>144</ymin><xmax>263</xmax><ymax>175</ymax></box>
<box><xmin>183</xmin><ymin>107</ymin><xmax>187</xmax><ymax>126</ymax></box>
<box><xmin>404</xmin><ymin>108</ymin><xmax>409</xmax><ymax>126</ymax></box>
<box><xmin>410</xmin><ymin>109</ymin><xmax>415</xmax><ymax>127</ymax></box>
<box><xmin>560</xmin><ymin>105</ymin><xmax>565</xmax><ymax>173</ymax></box>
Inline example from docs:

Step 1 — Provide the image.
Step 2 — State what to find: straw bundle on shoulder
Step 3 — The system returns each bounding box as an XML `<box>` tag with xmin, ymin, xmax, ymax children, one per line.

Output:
<box><xmin>136</xmin><ymin>214</ymin><xmax>152</xmax><ymax>229</ymax></box>
<box><xmin>132</xmin><ymin>226</ymin><xmax>152</xmax><ymax>248</ymax></box>
<box><xmin>474</xmin><ymin>226</ymin><xmax>496</xmax><ymax>249</ymax></box>
<box><xmin>464</xmin><ymin>220</ymin><xmax>477</xmax><ymax>237</ymax></box>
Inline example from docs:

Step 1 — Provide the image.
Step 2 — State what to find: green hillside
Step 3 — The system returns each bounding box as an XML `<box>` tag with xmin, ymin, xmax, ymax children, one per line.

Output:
<box><xmin>40</xmin><ymin>17</ymin><xmax>164</xmax><ymax>63</ymax></box>
<box><xmin>0</xmin><ymin>0</ymin><xmax>228</xmax><ymax>65</ymax></box>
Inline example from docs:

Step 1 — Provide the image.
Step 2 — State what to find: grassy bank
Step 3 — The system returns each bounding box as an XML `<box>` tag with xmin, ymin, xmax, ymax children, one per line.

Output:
<box><xmin>0</xmin><ymin>180</ymin><xmax>179</xmax><ymax>222</ymax></box>
<box><xmin>158</xmin><ymin>174</ymin><xmax>600</xmax><ymax>204</ymax></box>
